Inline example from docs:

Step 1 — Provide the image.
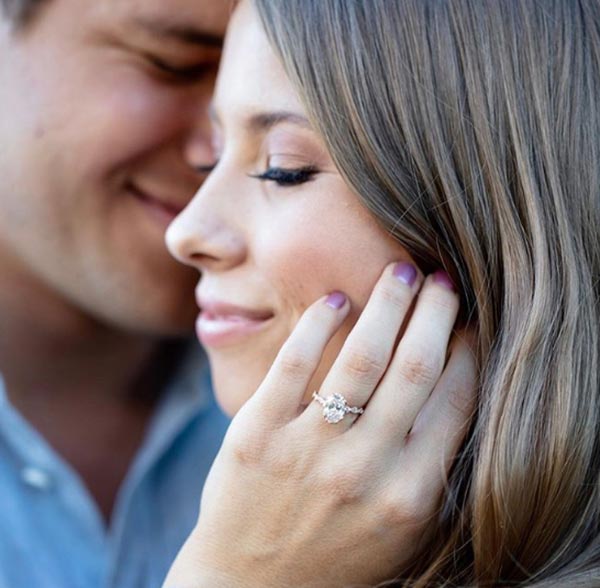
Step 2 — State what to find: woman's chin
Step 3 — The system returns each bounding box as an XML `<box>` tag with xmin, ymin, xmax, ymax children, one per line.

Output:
<box><xmin>215</xmin><ymin>394</ymin><xmax>243</xmax><ymax>418</ymax></box>
<box><xmin>203</xmin><ymin>323</ymin><xmax>291</xmax><ymax>416</ymax></box>
<box><xmin>207</xmin><ymin>322</ymin><xmax>355</xmax><ymax>418</ymax></box>
<box><xmin>209</xmin><ymin>361</ymin><xmax>265</xmax><ymax>417</ymax></box>
<box><xmin>212</xmin><ymin>381</ymin><xmax>249</xmax><ymax>417</ymax></box>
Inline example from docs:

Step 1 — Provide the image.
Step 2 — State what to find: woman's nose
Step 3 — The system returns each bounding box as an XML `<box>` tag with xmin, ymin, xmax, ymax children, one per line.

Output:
<box><xmin>166</xmin><ymin>185</ymin><xmax>247</xmax><ymax>273</ymax></box>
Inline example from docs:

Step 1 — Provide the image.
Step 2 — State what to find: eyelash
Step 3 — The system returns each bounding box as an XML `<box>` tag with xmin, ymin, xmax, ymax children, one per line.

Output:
<box><xmin>193</xmin><ymin>164</ymin><xmax>319</xmax><ymax>188</ymax></box>
<box><xmin>147</xmin><ymin>56</ymin><xmax>208</xmax><ymax>82</ymax></box>
<box><xmin>250</xmin><ymin>166</ymin><xmax>319</xmax><ymax>187</ymax></box>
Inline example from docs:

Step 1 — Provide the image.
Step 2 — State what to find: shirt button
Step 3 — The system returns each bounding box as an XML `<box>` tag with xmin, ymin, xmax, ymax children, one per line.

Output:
<box><xmin>21</xmin><ymin>466</ymin><xmax>53</xmax><ymax>491</ymax></box>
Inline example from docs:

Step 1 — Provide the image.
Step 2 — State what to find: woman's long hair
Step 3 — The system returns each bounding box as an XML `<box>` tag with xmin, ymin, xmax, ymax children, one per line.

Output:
<box><xmin>255</xmin><ymin>1</ymin><xmax>600</xmax><ymax>585</ymax></box>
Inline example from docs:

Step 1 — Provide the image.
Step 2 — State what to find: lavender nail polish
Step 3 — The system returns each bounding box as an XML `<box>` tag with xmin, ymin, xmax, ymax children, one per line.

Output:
<box><xmin>393</xmin><ymin>262</ymin><xmax>418</xmax><ymax>286</ymax></box>
<box><xmin>433</xmin><ymin>270</ymin><xmax>456</xmax><ymax>291</ymax></box>
<box><xmin>326</xmin><ymin>291</ymin><xmax>347</xmax><ymax>309</ymax></box>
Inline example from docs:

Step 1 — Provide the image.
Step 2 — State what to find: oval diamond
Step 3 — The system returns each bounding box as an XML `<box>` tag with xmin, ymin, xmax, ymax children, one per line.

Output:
<box><xmin>322</xmin><ymin>393</ymin><xmax>347</xmax><ymax>424</ymax></box>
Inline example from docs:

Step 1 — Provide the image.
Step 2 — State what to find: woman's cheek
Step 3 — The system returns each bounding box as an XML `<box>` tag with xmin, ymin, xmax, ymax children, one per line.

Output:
<box><xmin>249</xmin><ymin>187</ymin><xmax>410</xmax><ymax>398</ymax></box>
<box><xmin>209</xmin><ymin>326</ymin><xmax>289</xmax><ymax>416</ymax></box>
<box><xmin>256</xmin><ymin>210</ymin><xmax>361</xmax><ymax>313</ymax></box>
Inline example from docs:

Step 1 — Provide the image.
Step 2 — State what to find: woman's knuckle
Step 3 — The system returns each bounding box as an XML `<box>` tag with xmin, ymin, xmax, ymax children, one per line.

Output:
<box><xmin>423</xmin><ymin>288</ymin><xmax>459</xmax><ymax>315</ymax></box>
<box><xmin>278</xmin><ymin>347</ymin><xmax>313</xmax><ymax>379</ymax></box>
<box><xmin>317</xmin><ymin>467</ymin><xmax>366</xmax><ymax>505</ymax></box>
<box><xmin>447</xmin><ymin>383</ymin><xmax>476</xmax><ymax>418</ymax></box>
<box><xmin>378</xmin><ymin>283</ymin><xmax>410</xmax><ymax>310</ymax></box>
<box><xmin>224</xmin><ymin>427</ymin><xmax>270</xmax><ymax>468</ymax></box>
<box><xmin>383</xmin><ymin>487</ymin><xmax>432</xmax><ymax>527</ymax></box>
<box><xmin>400</xmin><ymin>354</ymin><xmax>442</xmax><ymax>387</ymax></box>
<box><xmin>378</xmin><ymin>498</ymin><xmax>409</xmax><ymax>527</ymax></box>
<box><xmin>344</xmin><ymin>346</ymin><xmax>387</xmax><ymax>381</ymax></box>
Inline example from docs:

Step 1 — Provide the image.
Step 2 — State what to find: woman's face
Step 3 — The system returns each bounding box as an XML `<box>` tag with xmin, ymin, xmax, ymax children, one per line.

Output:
<box><xmin>167</xmin><ymin>0</ymin><xmax>411</xmax><ymax>416</ymax></box>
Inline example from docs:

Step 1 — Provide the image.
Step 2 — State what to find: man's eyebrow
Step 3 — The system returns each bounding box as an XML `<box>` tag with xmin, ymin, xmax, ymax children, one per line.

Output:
<box><xmin>132</xmin><ymin>17</ymin><xmax>223</xmax><ymax>48</ymax></box>
<box><xmin>208</xmin><ymin>106</ymin><xmax>312</xmax><ymax>132</ymax></box>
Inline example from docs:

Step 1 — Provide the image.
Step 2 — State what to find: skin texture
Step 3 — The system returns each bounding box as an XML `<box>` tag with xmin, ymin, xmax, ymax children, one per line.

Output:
<box><xmin>0</xmin><ymin>0</ymin><xmax>229</xmax><ymax>335</ymax></box>
<box><xmin>166</xmin><ymin>0</ymin><xmax>410</xmax><ymax>415</ymax></box>
<box><xmin>163</xmin><ymin>266</ymin><xmax>477</xmax><ymax>588</ymax></box>
<box><xmin>0</xmin><ymin>0</ymin><xmax>230</xmax><ymax>519</ymax></box>
<box><xmin>0</xmin><ymin>6</ymin><xmax>475</xmax><ymax>585</ymax></box>
<box><xmin>164</xmin><ymin>5</ymin><xmax>477</xmax><ymax>586</ymax></box>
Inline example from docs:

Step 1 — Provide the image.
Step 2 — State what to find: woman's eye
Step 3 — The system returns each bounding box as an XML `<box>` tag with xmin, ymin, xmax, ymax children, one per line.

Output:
<box><xmin>251</xmin><ymin>166</ymin><xmax>318</xmax><ymax>187</ymax></box>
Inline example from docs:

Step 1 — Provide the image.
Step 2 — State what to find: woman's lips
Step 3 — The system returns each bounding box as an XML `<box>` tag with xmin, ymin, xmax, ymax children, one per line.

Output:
<box><xmin>195</xmin><ymin>300</ymin><xmax>274</xmax><ymax>347</ymax></box>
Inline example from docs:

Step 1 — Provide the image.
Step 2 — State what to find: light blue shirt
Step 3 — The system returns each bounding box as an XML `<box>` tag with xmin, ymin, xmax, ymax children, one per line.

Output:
<box><xmin>0</xmin><ymin>346</ymin><xmax>230</xmax><ymax>588</ymax></box>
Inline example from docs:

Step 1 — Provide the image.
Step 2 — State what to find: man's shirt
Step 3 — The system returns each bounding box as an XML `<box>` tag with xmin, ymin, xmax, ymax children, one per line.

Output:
<box><xmin>0</xmin><ymin>346</ymin><xmax>230</xmax><ymax>588</ymax></box>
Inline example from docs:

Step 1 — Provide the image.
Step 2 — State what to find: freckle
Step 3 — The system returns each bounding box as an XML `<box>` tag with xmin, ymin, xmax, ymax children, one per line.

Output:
<box><xmin>34</xmin><ymin>125</ymin><xmax>46</xmax><ymax>139</ymax></box>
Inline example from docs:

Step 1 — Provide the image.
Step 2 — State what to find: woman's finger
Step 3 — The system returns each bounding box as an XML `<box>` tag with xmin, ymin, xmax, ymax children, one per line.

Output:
<box><xmin>250</xmin><ymin>292</ymin><xmax>351</xmax><ymax>421</ymax></box>
<box><xmin>355</xmin><ymin>271</ymin><xmax>459</xmax><ymax>439</ymax></box>
<box><xmin>301</xmin><ymin>261</ymin><xmax>423</xmax><ymax>432</ymax></box>
<box><xmin>406</xmin><ymin>329</ymin><xmax>478</xmax><ymax>481</ymax></box>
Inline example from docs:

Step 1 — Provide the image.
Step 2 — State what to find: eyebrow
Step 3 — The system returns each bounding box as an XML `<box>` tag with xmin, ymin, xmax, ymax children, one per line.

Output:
<box><xmin>248</xmin><ymin>111</ymin><xmax>312</xmax><ymax>132</ymax></box>
<box><xmin>132</xmin><ymin>17</ymin><xmax>224</xmax><ymax>48</ymax></box>
<box><xmin>209</xmin><ymin>106</ymin><xmax>312</xmax><ymax>132</ymax></box>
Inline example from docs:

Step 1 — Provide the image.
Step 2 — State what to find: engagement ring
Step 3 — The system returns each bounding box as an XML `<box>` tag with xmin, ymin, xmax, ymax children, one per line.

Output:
<box><xmin>312</xmin><ymin>391</ymin><xmax>364</xmax><ymax>424</ymax></box>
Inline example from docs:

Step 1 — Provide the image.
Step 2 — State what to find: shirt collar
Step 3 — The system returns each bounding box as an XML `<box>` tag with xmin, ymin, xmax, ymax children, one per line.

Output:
<box><xmin>136</xmin><ymin>342</ymin><xmax>214</xmax><ymax>466</ymax></box>
<box><xmin>0</xmin><ymin>341</ymin><xmax>216</xmax><ymax>481</ymax></box>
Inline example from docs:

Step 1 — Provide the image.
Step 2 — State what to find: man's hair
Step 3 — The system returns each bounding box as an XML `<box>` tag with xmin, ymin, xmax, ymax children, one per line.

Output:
<box><xmin>1</xmin><ymin>0</ymin><xmax>45</xmax><ymax>25</ymax></box>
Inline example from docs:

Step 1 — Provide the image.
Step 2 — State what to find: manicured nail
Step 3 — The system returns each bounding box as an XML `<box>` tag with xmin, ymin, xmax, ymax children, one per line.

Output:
<box><xmin>326</xmin><ymin>291</ymin><xmax>347</xmax><ymax>309</ymax></box>
<box><xmin>393</xmin><ymin>262</ymin><xmax>417</xmax><ymax>286</ymax></box>
<box><xmin>433</xmin><ymin>270</ymin><xmax>456</xmax><ymax>291</ymax></box>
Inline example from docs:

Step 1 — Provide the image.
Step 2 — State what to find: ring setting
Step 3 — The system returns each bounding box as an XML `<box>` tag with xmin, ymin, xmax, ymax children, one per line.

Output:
<box><xmin>312</xmin><ymin>391</ymin><xmax>364</xmax><ymax>424</ymax></box>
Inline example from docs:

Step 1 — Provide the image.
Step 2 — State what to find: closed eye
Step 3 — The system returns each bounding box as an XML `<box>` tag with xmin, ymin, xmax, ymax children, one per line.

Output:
<box><xmin>250</xmin><ymin>166</ymin><xmax>318</xmax><ymax>187</ymax></box>
<box><xmin>146</xmin><ymin>55</ymin><xmax>212</xmax><ymax>83</ymax></box>
<box><xmin>194</xmin><ymin>162</ymin><xmax>218</xmax><ymax>175</ymax></box>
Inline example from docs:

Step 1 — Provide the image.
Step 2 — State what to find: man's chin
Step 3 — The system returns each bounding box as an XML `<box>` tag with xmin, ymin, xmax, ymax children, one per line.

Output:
<box><xmin>120</xmin><ymin>312</ymin><xmax>198</xmax><ymax>339</ymax></box>
<box><xmin>84</xmin><ymin>296</ymin><xmax>198</xmax><ymax>339</ymax></box>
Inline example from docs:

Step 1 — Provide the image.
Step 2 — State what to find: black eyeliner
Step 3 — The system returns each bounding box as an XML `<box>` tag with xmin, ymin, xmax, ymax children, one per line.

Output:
<box><xmin>249</xmin><ymin>165</ymin><xmax>318</xmax><ymax>187</ymax></box>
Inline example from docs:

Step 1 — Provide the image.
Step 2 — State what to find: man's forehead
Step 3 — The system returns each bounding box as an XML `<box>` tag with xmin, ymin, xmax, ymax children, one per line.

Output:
<box><xmin>92</xmin><ymin>0</ymin><xmax>232</xmax><ymax>42</ymax></box>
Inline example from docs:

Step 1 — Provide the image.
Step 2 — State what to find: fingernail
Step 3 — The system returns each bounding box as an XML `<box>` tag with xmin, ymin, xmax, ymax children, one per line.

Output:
<box><xmin>393</xmin><ymin>262</ymin><xmax>418</xmax><ymax>286</ymax></box>
<box><xmin>326</xmin><ymin>291</ymin><xmax>347</xmax><ymax>309</ymax></box>
<box><xmin>433</xmin><ymin>270</ymin><xmax>456</xmax><ymax>291</ymax></box>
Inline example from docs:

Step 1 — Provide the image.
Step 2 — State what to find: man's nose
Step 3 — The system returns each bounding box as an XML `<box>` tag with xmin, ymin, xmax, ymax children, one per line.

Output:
<box><xmin>181</xmin><ymin>89</ymin><xmax>218</xmax><ymax>174</ymax></box>
<box><xmin>183</xmin><ymin>128</ymin><xmax>216</xmax><ymax>174</ymax></box>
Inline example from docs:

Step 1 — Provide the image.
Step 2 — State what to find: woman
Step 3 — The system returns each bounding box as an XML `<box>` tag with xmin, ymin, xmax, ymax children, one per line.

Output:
<box><xmin>165</xmin><ymin>0</ymin><xmax>600</xmax><ymax>586</ymax></box>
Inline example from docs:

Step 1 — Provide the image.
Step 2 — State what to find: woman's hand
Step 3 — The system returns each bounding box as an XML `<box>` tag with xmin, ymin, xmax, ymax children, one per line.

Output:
<box><xmin>163</xmin><ymin>262</ymin><xmax>477</xmax><ymax>588</ymax></box>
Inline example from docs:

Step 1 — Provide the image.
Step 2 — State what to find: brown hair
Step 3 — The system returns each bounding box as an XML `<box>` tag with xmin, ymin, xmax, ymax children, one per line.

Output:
<box><xmin>255</xmin><ymin>0</ymin><xmax>600</xmax><ymax>585</ymax></box>
<box><xmin>1</xmin><ymin>0</ymin><xmax>45</xmax><ymax>24</ymax></box>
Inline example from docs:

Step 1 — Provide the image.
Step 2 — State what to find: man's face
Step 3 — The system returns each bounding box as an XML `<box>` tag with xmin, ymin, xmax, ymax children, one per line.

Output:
<box><xmin>0</xmin><ymin>0</ymin><xmax>229</xmax><ymax>336</ymax></box>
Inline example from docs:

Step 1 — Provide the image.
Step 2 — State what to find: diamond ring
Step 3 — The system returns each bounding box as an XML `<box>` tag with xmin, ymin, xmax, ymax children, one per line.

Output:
<box><xmin>312</xmin><ymin>391</ymin><xmax>365</xmax><ymax>424</ymax></box>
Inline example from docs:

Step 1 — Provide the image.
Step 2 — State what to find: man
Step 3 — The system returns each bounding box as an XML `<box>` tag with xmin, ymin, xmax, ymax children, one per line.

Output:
<box><xmin>0</xmin><ymin>1</ymin><xmax>231</xmax><ymax>586</ymax></box>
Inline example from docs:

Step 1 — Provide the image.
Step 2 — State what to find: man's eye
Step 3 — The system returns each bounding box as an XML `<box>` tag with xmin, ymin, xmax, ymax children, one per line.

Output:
<box><xmin>146</xmin><ymin>55</ymin><xmax>209</xmax><ymax>82</ymax></box>
<box><xmin>250</xmin><ymin>166</ymin><xmax>319</xmax><ymax>187</ymax></box>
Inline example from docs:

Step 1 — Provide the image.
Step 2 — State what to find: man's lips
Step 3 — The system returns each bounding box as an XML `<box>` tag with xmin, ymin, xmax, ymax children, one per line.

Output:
<box><xmin>126</xmin><ymin>181</ymin><xmax>187</xmax><ymax>225</ymax></box>
<box><xmin>195</xmin><ymin>298</ymin><xmax>275</xmax><ymax>347</ymax></box>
